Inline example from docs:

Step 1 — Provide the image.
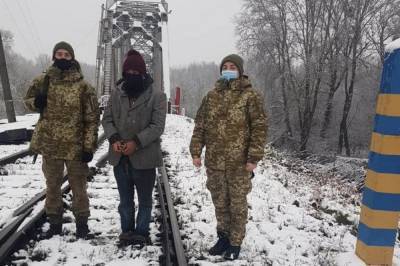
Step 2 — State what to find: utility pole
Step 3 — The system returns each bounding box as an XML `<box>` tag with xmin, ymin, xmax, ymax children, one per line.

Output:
<box><xmin>0</xmin><ymin>31</ymin><xmax>16</xmax><ymax>123</ymax></box>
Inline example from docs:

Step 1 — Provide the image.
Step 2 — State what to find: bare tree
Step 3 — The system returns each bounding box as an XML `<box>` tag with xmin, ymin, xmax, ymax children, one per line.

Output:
<box><xmin>338</xmin><ymin>0</ymin><xmax>380</xmax><ymax>155</ymax></box>
<box><xmin>236</xmin><ymin>0</ymin><xmax>400</xmax><ymax>156</ymax></box>
<box><xmin>366</xmin><ymin>0</ymin><xmax>400</xmax><ymax>64</ymax></box>
<box><xmin>170</xmin><ymin>62</ymin><xmax>219</xmax><ymax>118</ymax></box>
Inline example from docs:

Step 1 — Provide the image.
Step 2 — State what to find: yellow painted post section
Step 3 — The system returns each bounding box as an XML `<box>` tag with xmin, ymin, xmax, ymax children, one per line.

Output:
<box><xmin>356</xmin><ymin>240</ymin><xmax>394</xmax><ymax>265</ymax></box>
<box><xmin>356</xmin><ymin>92</ymin><xmax>400</xmax><ymax>265</ymax></box>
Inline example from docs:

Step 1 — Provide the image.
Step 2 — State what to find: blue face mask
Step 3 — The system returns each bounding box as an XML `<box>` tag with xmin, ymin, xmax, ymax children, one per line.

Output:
<box><xmin>221</xmin><ymin>70</ymin><xmax>239</xmax><ymax>81</ymax></box>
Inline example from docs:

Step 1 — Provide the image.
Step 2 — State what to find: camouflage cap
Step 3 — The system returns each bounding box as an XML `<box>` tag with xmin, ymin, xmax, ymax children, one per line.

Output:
<box><xmin>220</xmin><ymin>54</ymin><xmax>244</xmax><ymax>76</ymax></box>
<box><xmin>52</xmin><ymin>41</ymin><xmax>75</xmax><ymax>60</ymax></box>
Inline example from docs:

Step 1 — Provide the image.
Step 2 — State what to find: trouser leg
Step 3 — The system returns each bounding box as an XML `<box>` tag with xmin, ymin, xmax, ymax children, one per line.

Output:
<box><xmin>113</xmin><ymin>156</ymin><xmax>135</xmax><ymax>232</ymax></box>
<box><xmin>133</xmin><ymin>168</ymin><xmax>156</xmax><ymax>236</ymax></box>
<box><xmin>206</xmin><ymin>169</ymin><xmax>231</xmax><ymax>235</ymax></box>
<box><xmin>227</xmin><ymin>167</ymin><xmax>252</xmax><ymax>246</ymax></box>
<box><xmin>42</xmin><ymin>157</ymin><xmax>64</xmax><ymax>224</ymax></box>
<box><xmin>65</xmin><ymin>160</ymin><xmax>90</xmax><ymax>221</ymax></box>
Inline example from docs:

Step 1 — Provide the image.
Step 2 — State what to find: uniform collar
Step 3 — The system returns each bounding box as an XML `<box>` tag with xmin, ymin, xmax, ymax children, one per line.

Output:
<box><xmin>46</xmin><ymin>65</ymin><xmax>83</xmax><ymax>82</ymax></box>
<box><xmin>215</xmin><ymin>75</ymin><xmax>252</xmax><ymax>91</ymax></box>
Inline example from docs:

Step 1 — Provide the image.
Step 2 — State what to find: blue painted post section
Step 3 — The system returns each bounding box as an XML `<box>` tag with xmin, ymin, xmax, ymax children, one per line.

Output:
<box><xmin>356</xmin><ymin>43</ymin><xmax>400</xmax><ymax>265</ymax></box>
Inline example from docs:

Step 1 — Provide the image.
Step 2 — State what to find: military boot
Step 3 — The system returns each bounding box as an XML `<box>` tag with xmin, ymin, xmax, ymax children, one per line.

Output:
<box><xmin>45</xmin><ymin>223</ymin><xmax>62</xmax><ymax>238</ymax></box>
<box><xmin>224</xmin><ymin>245</ymin><xmax>241</xmax><ymax>260</ymax></box>
<box><xmin>209</xmin><ymin>231</ymin><xmax>230</xmax><ymax>256</ymax></box>
<box><xmin>76</xmin><ymin>217</ymin><xmax>89</xmax><ymax>239</ymax></box>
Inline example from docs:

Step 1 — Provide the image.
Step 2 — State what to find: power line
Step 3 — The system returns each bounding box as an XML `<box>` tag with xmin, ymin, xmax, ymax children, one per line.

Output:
<box><xmin>0</xmin><ymin>1</ymin><xmax>31</xmax><ymax>51</ymax></box>
<box><xmin>14</xmin><ymin>0</ymin><xmax>46</xmax><ymax>70</ymax></box>
<box><xmin>20</xmin><ymin>0</ymin><xmax>46</xmax><ymax>51</ymax></box>
<box><xmin>0</xmin><ymin>0</ymin><xmax>42</xmax><ymax>64</ymax></box>
<box><xmin>75</xmin><ymin>20</ymin><xmax>100</xmax><ymax>49</ymax></box>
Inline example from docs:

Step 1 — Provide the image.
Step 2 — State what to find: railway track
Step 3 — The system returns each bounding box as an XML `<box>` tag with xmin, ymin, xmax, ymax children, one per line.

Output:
<box><xmin>0</xmin><ymin>133</ymin><xmax>106</xmax><ymax>263</ymax></box>
<box><xmin>156</xmin><ymin>163</ymin><xmax>187</xmax><ymax>266</ymax></box>
<box><xmin>0</xmin><ymin>148</ymin><xmax>33</xmax><ymax>167</ymax></box>
<box><xmin>0</xmin><ymin>136</ymin><xmax>187</xmax><ymax>266</ymax></box>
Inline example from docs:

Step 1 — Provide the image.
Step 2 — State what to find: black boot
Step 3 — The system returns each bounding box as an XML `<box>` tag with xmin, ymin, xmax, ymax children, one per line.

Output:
<box><xmin>76</xmin><ymin>221</ymin><xmax>89</xmax><ymax>239</ymax></box>
<box><xmin>209</xmin><ymin>231</ymin><xmax>230</xmax><ymax>256</ymax></box>
<box><xmin>130</xmin><ymin>233</ymin><xmax>147</xmax><ymax>248</ymax></box>
<box><xmin>45</xmin><ymin>223</ymin><xmax>62</xmax><ymax>238</ymax></box>
<box><xmin>224</xmin><ymin>245</ymin><xmax>241</xmax><ymax>260</ymax></box>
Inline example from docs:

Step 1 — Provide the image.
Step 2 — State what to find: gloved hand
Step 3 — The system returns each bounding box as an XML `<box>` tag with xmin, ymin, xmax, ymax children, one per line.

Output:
<box><xmin>34</xmin><ymin>94</ymin><xmax>47</xmax><ymax>110</ymax></box>
<box><xmin>81</xmin><ymin>151</ymin><xmax>94</xmax><ymax>163</ymax></box>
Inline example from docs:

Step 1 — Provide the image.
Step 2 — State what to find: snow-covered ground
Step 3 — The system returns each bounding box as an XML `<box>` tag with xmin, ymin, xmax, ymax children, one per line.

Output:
<box><xmin>0</xmin><ymin>114</ymin><xmax>38</xmax><ymax>158</ymax></box>
<box><xmin>2</xmin><ymin>114</ymin><xmax>400</xmax><ymax>265</ymax></box>
<box><xmin>0</xmin><ymin>114</ymin><xmax>38</xmax><ymax>133</ymax></box>
<box><xmin>161</xmin><ymin>114</ymin><xmax>400</xmax><ymax>266</ymax></box>
<box><xmin>0</xmin><ymin>154</ymin><xmax>44</xmax><ymax>228</ymax></box>
<box><xmin>8</xmin><ymin>141</ymin><xmax>163</xmax><ymax>266</ymax></box>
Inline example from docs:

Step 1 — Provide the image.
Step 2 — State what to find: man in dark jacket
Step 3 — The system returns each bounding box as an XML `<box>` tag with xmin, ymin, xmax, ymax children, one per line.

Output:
<box><xmin>24</xmin><ymin>41</ymin><xmax>100</xmax><ymax>238</ymax></box>
<box><xmin>102</xmin><ymin>49</ymin><xmax>167</xmax><ymax>246</ymax></box>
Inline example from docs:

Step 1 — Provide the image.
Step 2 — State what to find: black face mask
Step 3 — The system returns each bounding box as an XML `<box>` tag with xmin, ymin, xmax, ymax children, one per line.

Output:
<box><xmin>123</xmin><ymin>74</ymin><xmax>145</xmax><ymax>97</ymax></box>
<box><xmin>53</xmin><ymin>59</ymin><xmax>73</xmax><ymax>71</ymax></box>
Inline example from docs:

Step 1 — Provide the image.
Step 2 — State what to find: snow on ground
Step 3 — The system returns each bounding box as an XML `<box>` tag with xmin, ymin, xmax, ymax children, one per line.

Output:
<box><xmin>9</xmin><ymin>140</ymin><xmax>162</xmax><ymax>266</ymax></box>
<box><xmin>161</xmin><ymin>114</ymin><xmax>400</xmax><ymax>265</ymax></box>
<box><xmin>0</xmin><ymin>125</ymin><xmax>105</xmax><ymax>230</ymax></box>
<box><xmin>0</xmin><ymin>143</ymin><xmax>30</xmax><ymax>158</ymax></box>
<box><xmin>0</xmin><ymin>114</ymin><xmax>38</xmax><ymax>133</ymax></box>
<box><xmin>0</xmin><ymin>154</ymin><xmax>44</xmax><ymax>228</ymax></box>
<box><xmin>3</xmin><ymin>114</ymin><xmax>400</xmax><ymax>265</ymax></box>
<box><xmin>0</xmin><ymin>114</ymin><xmax>38</xmax><ymax>157</ymax></box>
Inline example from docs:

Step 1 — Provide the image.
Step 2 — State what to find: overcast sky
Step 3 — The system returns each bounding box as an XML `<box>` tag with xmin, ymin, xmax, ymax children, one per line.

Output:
<box><xmin>0</xmin><ymin>0</ymin><xmax>243</xmax><ymax>67</ymax></box>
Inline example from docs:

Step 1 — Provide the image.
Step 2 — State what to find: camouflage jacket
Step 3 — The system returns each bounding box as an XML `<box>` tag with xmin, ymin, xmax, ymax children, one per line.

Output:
<box><xmin>190</xmin><ymin>76</ymin><xmax>267</xmax><ymax>170</ymax></box>
<box><xmin>24</xmin><ymin>66</ymin><xmax>100</xmax><ymax>160</ymax></box>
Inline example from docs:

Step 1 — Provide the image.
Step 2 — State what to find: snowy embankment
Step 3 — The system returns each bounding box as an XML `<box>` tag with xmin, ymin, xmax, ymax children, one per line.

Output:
<box><xmin>0</xmin><ymin>114</ymin><xmax>38</xmax><ymax>157</ymax></box>
<box><xmin>161</xmin><ymin>114</ymin><xmax>400</xmax><ymax>266</ymax></box>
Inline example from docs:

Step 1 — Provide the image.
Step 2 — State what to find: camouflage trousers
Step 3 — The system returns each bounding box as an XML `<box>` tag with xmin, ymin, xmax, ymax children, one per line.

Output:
<box><xmin>42</xmin><ymin>157</ymin><xmax>90</xmax><ymax>224</ymax></box>
<box><xmin>206</xmin><ymin>167</ymin><xmax>252</xmax><ymax>246</ymax></box>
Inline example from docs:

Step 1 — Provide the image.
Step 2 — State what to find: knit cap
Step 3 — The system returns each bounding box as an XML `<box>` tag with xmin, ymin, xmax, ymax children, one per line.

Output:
<box><xmin>122</xmin><ymin>49</ymin><xmax>147</xmax><ymax>75</ymax></box>
<box><xmin>52</xmin><ymin>41</ymin><xmax>75</xmax><ymax>60</ymax></box>
<box><xmin>220</xmin><ymin>54</ymin><xmax>244</xmax><ymax>76</ymax></box>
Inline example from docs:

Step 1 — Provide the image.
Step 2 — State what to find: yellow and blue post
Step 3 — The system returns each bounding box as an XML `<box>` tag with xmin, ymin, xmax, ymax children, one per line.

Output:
<box><xmin>356</xmin><ymin>44</ymin><xmax>400</xmax><ymax>265</ymax></box>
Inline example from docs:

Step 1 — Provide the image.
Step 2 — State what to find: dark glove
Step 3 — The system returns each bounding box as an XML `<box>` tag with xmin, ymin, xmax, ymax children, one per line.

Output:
<box><xmin>34</xmin><ymin>94</ymin><xmax>47</xmax><ymax>111</ymax></box>
<box><xmin>81</xmin><ymin>151</ymin><xmax>93</xmax><ymax>163</ymax></box>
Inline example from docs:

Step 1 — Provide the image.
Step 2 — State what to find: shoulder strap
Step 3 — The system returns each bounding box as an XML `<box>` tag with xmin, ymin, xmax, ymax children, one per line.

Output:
<box><xmin>40</xmin><ymin>74</ymin><xmax>50</xmax><ymax>96</ymax></box>
<box><xmin>38</xmin><ymin>74</ymin><xmax>50</xmax><ymax>120</ymax></box>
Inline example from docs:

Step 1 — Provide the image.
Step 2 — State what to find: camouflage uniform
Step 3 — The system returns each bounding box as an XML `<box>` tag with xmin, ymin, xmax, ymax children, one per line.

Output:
<box><xmin>24</xmin><ymin>65</ymin><xmax>100</xmax><ymax>223</ymax></box>
<box><xmin>190</xmin><ymin>76</ymin><xmax>267</xmax><ymax>246</ymax></box>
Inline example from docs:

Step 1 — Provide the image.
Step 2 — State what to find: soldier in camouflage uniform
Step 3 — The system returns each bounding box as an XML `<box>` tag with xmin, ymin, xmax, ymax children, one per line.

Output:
<box><xmin>24</xmin><ymin>41</ymin><xmax>100</xmax><ymax>238</ymax></box>
<box><xmin>190</xmin><ymin>54</ymin><xmax>267</xmax><ymax>260</ymax></box>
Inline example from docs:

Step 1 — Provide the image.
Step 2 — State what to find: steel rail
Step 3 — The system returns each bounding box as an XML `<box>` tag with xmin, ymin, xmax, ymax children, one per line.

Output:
<box><xmin>157</xmin><ymin>162</ymin><xmax>187</xmax><ymax>266</ymax></box>
<box><xmin>0</xmin><ymin>149</ymin><xmax>32</xmax><ymax>166</ymax></box>
<box><xmin>0</xmin><ymin>133</ymin><xmax>107</xmax><ymax>264</ymax></box>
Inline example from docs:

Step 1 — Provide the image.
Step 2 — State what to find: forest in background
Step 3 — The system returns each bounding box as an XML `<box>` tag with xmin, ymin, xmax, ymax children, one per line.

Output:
<box><xmin>2</xmin><ymin>0</ymin><xmax>400</xmax><ymax>157</ymax></box>
<box><xmin>171</xmin><ymin>0</ymin><xmax>400</xmax><ymax>157</ymax></box>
